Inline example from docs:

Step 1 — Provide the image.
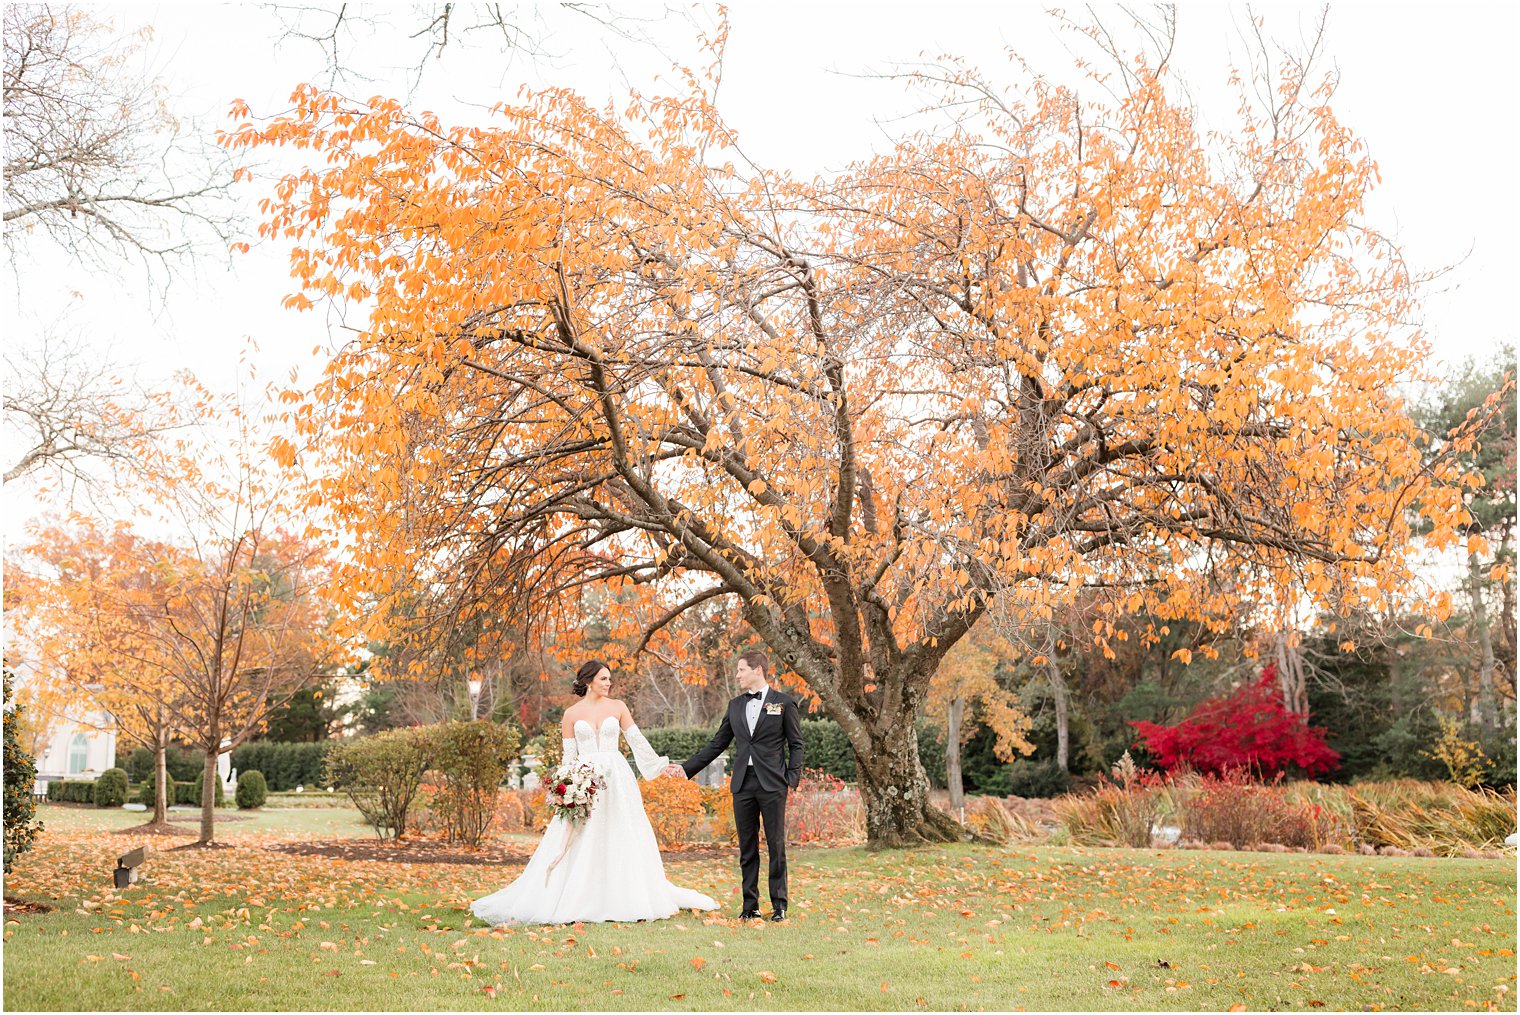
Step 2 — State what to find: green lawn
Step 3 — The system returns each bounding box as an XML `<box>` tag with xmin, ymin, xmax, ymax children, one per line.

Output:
<box><xmin>4</xmin><ymin>805</ymin><xmax>1515</xmax><ymax>1011</ymax></box>
<box><xmin>41</xmin><ymin>801</ymin><xmax>377</xmax><ymax>839</ymax></box>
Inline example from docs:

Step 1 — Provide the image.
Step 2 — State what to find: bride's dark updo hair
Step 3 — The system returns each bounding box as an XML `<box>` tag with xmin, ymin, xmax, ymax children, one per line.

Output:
<box><xmin>572</xmin><ymin>660</ymin><xmax>608</xmax><ymax>697</ymax></box>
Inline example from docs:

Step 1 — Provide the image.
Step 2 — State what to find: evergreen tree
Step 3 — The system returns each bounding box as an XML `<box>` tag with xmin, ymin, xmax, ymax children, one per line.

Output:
<box><xmin>4</xmin><ymin>661</ymin><xmax>44</xmax><ymax>874</ymax></box>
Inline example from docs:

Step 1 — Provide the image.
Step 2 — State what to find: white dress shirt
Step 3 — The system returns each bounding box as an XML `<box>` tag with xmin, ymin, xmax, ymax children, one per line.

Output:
<box><xmin>743</xmin><ymin>682</ymin><xmax>770</xmax><ymax>765</ymax></box>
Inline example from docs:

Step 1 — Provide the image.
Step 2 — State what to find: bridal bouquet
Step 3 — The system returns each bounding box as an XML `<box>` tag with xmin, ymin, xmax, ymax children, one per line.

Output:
<box><xmin>546</xmin><ymin>760</ymin><xmax>606</xmax><ymax>824</ymax></box>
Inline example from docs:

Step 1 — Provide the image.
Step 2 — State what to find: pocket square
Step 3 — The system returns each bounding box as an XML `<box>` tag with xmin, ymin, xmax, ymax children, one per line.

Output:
<box><xmin>764</xmin><ymin>702</ymin><xmax>784</xmax><ymax>715</ymax></box>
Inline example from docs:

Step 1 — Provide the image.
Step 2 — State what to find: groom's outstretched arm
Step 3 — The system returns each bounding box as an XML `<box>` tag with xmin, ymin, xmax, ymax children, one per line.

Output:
<box><xmin>783</xmin><ymin>697</ymin><xmax>804</xmax><ymax>788</ymax></box>
<box><xmin>682</xmin><ymin>712</ymin><xmax>734</xmax><ymax>779</ymax></box>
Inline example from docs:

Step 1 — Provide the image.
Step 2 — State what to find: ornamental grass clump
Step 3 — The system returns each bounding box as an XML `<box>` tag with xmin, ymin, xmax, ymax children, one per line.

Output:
<box><xmin>1057</xmin><ymin>751</ymin><xmax>1170</xmax><ymax>848</ymax></box>
<box><xmin>1346</xmin><ymin>779</ymin><xmax>1517</xmax><ymax>855</ymax></box>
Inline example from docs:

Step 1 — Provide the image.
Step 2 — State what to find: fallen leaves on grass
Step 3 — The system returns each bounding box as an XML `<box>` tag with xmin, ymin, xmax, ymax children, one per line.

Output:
<box><xmin>6</xmin><ymin>805</ymin><xmax>1516</xmax><ymax>1012</ymax></box>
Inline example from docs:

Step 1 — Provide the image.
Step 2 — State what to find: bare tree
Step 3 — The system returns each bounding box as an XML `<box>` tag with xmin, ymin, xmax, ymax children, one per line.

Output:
<box><xmin>2</xmin><ymin>327</ymin><xmax>187</xmax><ymax>488</ymax></box>
<box><xmin>266</xmin><ymin>2</ymin><xmax>691</xmax><ymax>98</ymax></box>
<box><xmin>3</xmin><ymin>4</ymin><xmax>236</xmax><ymax>280</ymax></box>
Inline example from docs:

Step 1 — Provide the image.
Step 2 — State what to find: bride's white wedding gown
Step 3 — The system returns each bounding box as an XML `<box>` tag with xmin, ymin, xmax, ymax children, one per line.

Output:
<box><xmin>470</xmin><ymin>715</ymin><xmax>718</xmax><ymax>926</ymax></box>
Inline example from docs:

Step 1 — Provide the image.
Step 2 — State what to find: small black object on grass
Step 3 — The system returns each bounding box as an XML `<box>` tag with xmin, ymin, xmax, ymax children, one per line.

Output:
<box><xmin>114</xmin><ymin>845</ymin><xmax>151</xmax><ymax>888</ymax></box>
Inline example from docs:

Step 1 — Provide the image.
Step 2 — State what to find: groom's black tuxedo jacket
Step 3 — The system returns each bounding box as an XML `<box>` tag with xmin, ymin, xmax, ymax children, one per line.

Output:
<box><xmin>682</xmin><ymin>689</ymin><xmax>804</xmax><ymax>794</ymax></box>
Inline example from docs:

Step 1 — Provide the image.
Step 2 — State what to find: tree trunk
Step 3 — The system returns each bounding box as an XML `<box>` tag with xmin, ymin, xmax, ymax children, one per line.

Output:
<box><xmin>945</xmin><ymin>695</ymin><xmax>965</xmax><ymax>816</ymax></box>
<box><xmin>152</xmin><ymin>732</ymin><xmax>169</xmax><ymax>826</ymax></box>
<box><xmin>1046</xmin><ymin>657</ymin><xmax>1070</xmax><ymax>774</ymax></box>
<box><xmin>1499</xmin><ymin>532</ymin><xmax>1516</xmax><ymax>696</ymax></box>
<box><xmin>1272</xmin><ymin>633</ymin><xmax>1309</xmax><ymax>714</ymax></box>
<box><xmin>198</xmin><ymin>749</ymin><xmax>218</xmax><ymax>844</ymax></box>
<box><xmin>849</xmin><ymin>699</ymin><xmax>966</xmax><ymax>848</ymax></box>
<box><xmin>1388</xmin><ymin>648</ymin><xmax>1404</xmax><ymax>716</ymax></box>
<box><xmin>1468</xmin><ymin>551</ymin><xmax>1498</xmax><ymax>728</ymax></box>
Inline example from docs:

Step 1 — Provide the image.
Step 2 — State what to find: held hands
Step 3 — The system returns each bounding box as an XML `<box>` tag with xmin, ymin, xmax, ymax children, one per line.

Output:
<box><xmin>662</xmin><ymin>764</ymin><xmax>687</xmax><ymax>779</ymax></box>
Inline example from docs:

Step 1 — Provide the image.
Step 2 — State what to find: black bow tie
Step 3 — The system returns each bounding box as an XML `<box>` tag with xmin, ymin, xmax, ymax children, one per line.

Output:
<box><xmin>745</xmin><ymin>691</ymin><xmax>763</xmax><ymax>700</ymax></box>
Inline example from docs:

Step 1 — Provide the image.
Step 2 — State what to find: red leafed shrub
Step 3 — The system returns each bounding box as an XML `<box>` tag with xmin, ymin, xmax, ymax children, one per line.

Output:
<box><xmin>1130</xmin><ymin>666</ymin><xmax>1340</xmax><ymax>778</ymax></box>
<box><xmin>788</xmin><ymin>768</ymin><xmax>864</xmax><ymax>844</ymax></box>
<box><xmin>1178</xmin><ymin>770</ymin><xmax>1347</xmax><ymax>850</ymax></box>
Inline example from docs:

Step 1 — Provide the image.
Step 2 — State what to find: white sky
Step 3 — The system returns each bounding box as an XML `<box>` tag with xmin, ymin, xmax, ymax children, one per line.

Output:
<box><xmin>4</xmin><ymin>1</ymin><xmax>1519</xmax><ymax>541</ymax></box>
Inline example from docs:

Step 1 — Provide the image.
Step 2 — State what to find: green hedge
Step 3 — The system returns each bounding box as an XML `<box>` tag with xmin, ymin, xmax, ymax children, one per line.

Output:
<box><xmin>642</xmin><ymin>726</ymin><xmax>724</xmax><ymax>768</ymax></box>
<box><xmin>174</xmin><ymin>772</ymin><xmax>226</xmax><ymax>807</ymax></box>
<box><xmin>117</xmin><ymin>745</ymin><xmax>206</xmax><ymax>783</ymax></box>
<box><xmin>45</xmin><ymin>779</ymin><xmax>97</xmax><ymax>803</ymax></box>
<box><xmin>123</xmin><ymin>742</ymin><xmax>327</xmax><ymax>797</ymax></box>
<box><xmin>229</xmin><ymin>742</ymin><xmax>330</xmax><ymax>791</ymax></box>
<box><xmin>641</xmin><ymin>718</ymin><xmax>947</xmax><ymax>787</ymax></box>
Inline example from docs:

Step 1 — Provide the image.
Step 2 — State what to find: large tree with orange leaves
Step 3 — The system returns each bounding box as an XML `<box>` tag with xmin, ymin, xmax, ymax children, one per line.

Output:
<box><xmin>232</xmin><ymin>15</ymin><xmax>1477</xmax><ymax>844</ymax></box>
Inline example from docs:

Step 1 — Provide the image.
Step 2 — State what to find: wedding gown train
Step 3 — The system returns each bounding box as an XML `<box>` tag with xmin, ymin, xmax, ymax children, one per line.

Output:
<box><xmin>470</xmin><ymin>715</ymin><xmax>718</xmax><ymax>925</ymax></box>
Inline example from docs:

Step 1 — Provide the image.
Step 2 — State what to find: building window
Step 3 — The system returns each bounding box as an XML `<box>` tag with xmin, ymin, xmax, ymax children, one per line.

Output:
<box><xmin>67</xmin><ymin>733</ymin><xmax>89</xmax><ymax>775</ymax></box>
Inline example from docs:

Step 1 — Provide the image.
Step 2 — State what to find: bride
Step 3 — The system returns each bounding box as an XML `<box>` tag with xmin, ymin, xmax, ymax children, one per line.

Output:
<box><xmin>470</xmin><ymin>660</ymin><xmax>718</xmax><ymax>926</ymax></box>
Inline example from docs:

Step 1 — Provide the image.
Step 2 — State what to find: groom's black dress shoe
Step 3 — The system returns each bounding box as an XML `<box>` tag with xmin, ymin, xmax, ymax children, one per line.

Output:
<box><xmin>769</xmin><ymin>909</ymin><xmax>786</xmax><ymax>922</ymax></box>
<box><xmin>739</xmin><ymin>909</ymin><xmax>762</xmax><ymax>920</ymax></box>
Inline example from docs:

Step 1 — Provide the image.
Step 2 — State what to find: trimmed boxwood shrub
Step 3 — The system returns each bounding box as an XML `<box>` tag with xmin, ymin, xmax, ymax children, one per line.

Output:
<box><xmin>137</xmin><ymin>770</ymin><xmax>175</xmax><ymax>808</ymax></box>
<box><xmin>235</xmin><ymin>770</ymin><xmax>268</xmax><ymax>809</ymax></box>
<box><xmin>92</xmin><ymin>768</ymin><xmax>130</xmax><ymax>807</ymax></box>
<box><xmin>46</xmin><ymin>779</ymin><xmax>97</xmax><ymax>803</ymax></box>
<box><xmin>800</xmin><ymin>719</ymin><xmax>856</xmax><ymax>780</ymax></box>
<box><xmin>229</xmin><ymin>742</ymin><xmax>330</xmax><ymax>791</ymax></box>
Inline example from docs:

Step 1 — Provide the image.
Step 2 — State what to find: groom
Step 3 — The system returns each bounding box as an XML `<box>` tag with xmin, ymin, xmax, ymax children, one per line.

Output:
<box><xmin>664</xmin><ymin>649</ymin><xmax>803</xmax><ymax>921</ymax></box>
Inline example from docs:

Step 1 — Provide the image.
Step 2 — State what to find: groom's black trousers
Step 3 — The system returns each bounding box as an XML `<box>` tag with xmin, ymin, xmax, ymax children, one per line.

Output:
<box><xmin>732</xmin><ymin>781</ymin><xmax>787</xmax><ymax>912</ymax></box>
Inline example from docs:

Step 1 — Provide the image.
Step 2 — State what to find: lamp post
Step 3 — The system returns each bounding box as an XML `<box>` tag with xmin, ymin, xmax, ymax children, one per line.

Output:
<box><xmin>467</xmin><ymin>676</ymin><xmax>483</xmax><ymax>721</ymax></box>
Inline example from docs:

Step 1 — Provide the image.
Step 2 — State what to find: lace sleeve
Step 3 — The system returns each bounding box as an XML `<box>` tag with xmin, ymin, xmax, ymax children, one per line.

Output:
<box><xmin>560</xmin><ymin>737</ymin><xmax>578</xmax><ymax>769</ymax></box>
<box><xmin>622</xmin><ymin>724</ymin><xmax>669</xmax><ymax>781</ymax></box>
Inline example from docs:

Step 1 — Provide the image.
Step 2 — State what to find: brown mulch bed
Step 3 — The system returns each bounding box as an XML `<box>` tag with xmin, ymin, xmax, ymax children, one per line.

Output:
<box><xmin>116</xmin><ymin>821</ymin><xmax>200</xmax><ymax>836</ymax></box>
<box><xmin>266</xmin><ymin>838</ymin><xmax>737</xmax><ymax>866</ymax></box>
<box><xmin>167</xmin><ymin>840</ymin><xmax>238</xmax><ymax>851</ymax></box>
<box><xmin>4</xmin><ymin>896</ymin><xmax>54</xmax><ymax>915</ymax></box>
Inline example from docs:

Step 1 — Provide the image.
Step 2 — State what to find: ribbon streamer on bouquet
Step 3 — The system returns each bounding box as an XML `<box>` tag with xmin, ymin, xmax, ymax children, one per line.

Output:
<box><xmin>543</xmin><ymin>820</ymin><xmax>580</xmax><ymax>885</ymax></box>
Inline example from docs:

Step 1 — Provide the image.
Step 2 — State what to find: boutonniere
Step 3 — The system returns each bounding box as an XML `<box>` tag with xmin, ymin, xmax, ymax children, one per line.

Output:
<box><xmin>764</xmin><ymin>702</ymin><xmax>784</xmax><ymax>716</ymax></box>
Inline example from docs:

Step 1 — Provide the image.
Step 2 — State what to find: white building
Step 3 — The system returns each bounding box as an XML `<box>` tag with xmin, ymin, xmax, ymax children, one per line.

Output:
<box><xmin>34</xmin><ymin>695</ymin><xmax>117</xmax><ymax>781</ymax></box>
